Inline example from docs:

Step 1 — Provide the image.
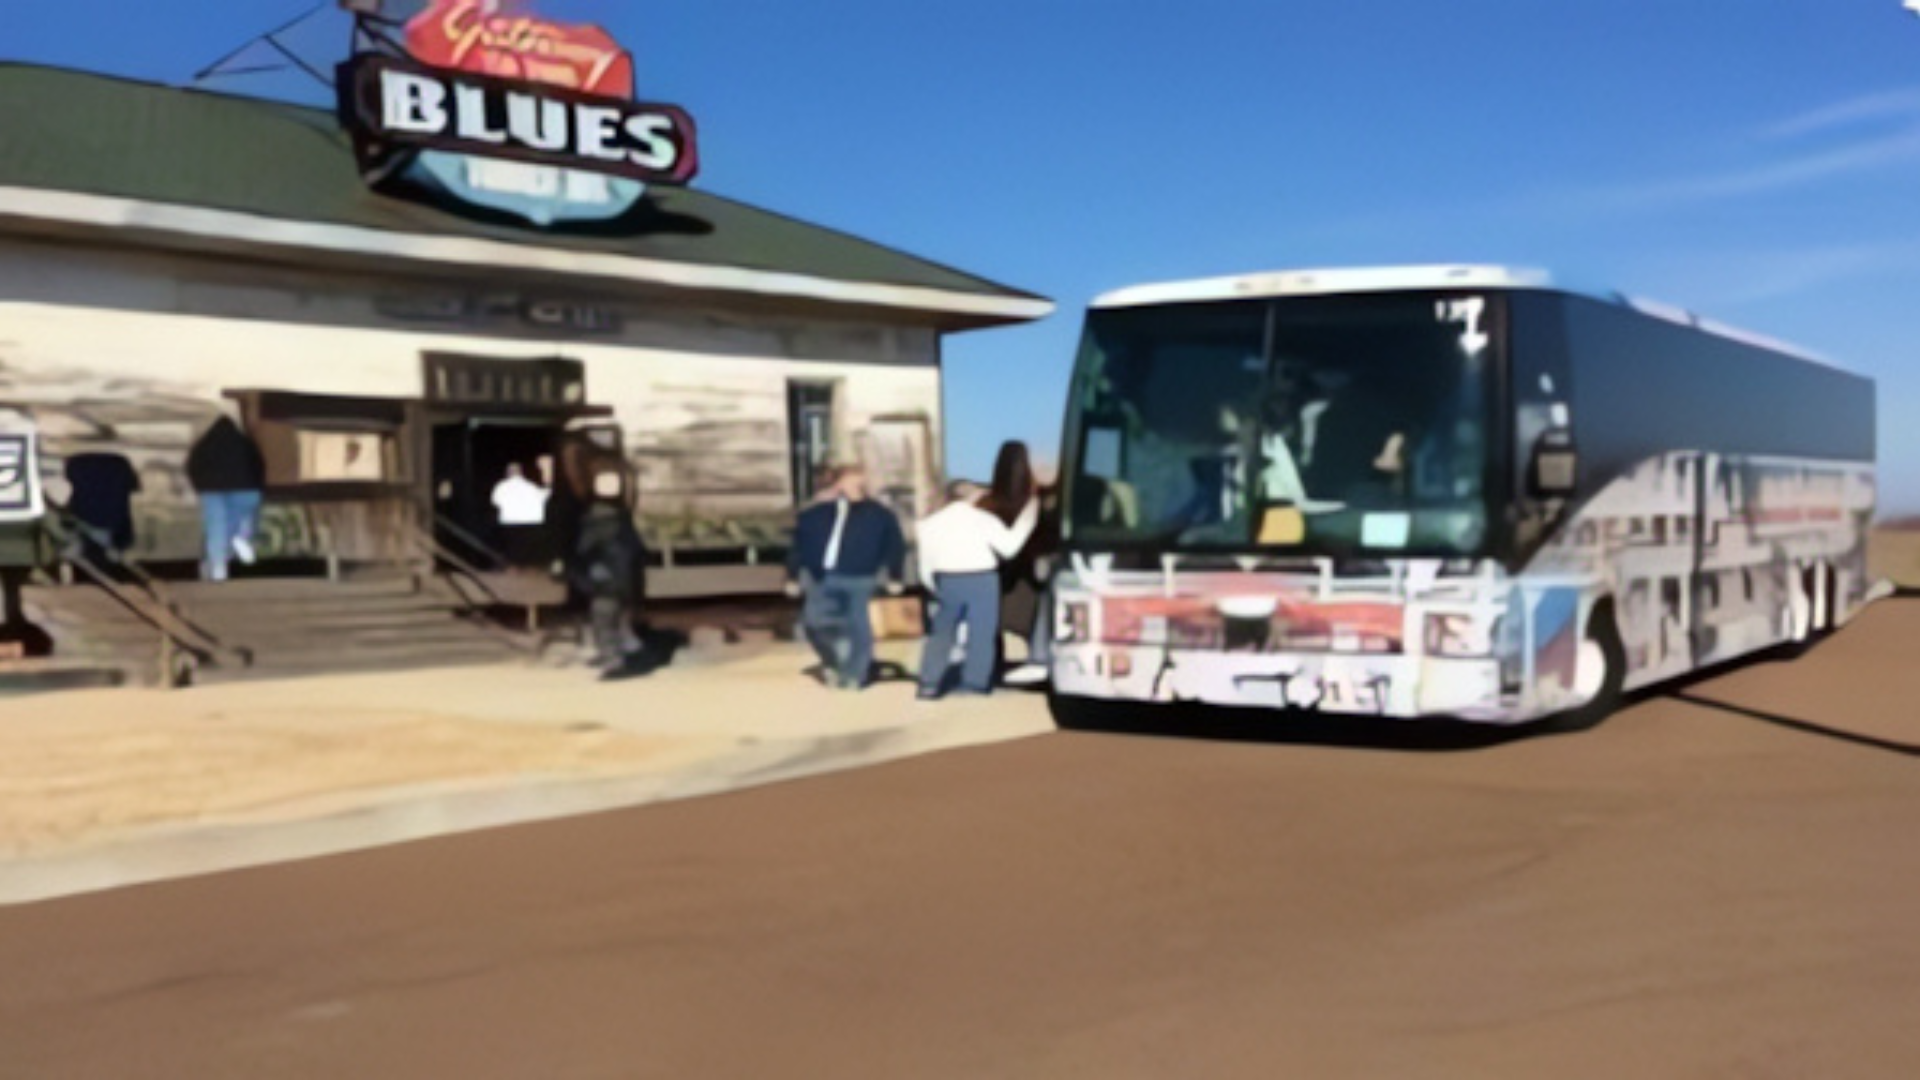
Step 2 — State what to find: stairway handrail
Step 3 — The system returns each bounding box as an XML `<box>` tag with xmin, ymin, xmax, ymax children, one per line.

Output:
<box><xmin>39</xmin><ymin>505</ymin><xmax>255</xmax><ymax>670</ymax></box>
<box><xmin>430</xmin><ymin>512</ymin><xmax>514</xmax><ymax>573</ymax></box>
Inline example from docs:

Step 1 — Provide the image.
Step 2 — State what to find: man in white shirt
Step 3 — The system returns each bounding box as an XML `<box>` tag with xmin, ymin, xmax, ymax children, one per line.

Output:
<box><xmin>914</xmin><ymin>480</ymin><xmax>1039</xmax><ymax>699</ymax></box>
<box><xmin>491</xmin><ymin>462</ymin><xmax>551</xmax><ymax>566</ymax></box>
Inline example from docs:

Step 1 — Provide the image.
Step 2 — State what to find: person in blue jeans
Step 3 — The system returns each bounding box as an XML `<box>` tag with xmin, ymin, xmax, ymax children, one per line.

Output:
<box><xmin>185</xmin><ymin>416</ymin><xmax>266</xmax><ymax>582</ymax></box>
<box><xmin>913</xmin><ymin>480</ymin><xmax>1038</xmax><ymax>699</ymax></box>
<box><xmin>784</xmin><ymin>464</ymin><xmax>906</xmax><ymax>689</ymax></box>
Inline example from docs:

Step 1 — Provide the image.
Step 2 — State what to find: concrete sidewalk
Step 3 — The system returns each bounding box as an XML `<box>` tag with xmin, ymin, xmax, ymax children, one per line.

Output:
<box><xmin>0</xmin><ymin>638</ymin><xmax>1055</xmax><ymax>906</ymax></box>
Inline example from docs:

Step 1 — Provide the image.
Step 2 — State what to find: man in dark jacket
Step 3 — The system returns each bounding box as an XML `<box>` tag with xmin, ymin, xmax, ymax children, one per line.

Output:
<box><xmin>784</xmin><ymin>464</ymin><xmax>906</xmax><ymax>689</ymax></box>
<box><xmin>62</xmin><ymin>452</ymin><xmax>142</xmax><ymax>575</ymax></box>
<box><xmin>185</xmin><ymin>416</ymin><xmax>266</xmax><ymax>582</ymax></box>
<box><xmin>573</xmin><ymin>470</ymin><xmax>646</xmax><ymax>671</ymax></box>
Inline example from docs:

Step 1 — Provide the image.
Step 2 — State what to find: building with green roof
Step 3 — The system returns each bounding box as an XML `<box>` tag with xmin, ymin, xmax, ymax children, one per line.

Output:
<box><xmin>0</xmin><ymin>62</ymin><xmax>1052</xmax><ymax>604</ymax></box>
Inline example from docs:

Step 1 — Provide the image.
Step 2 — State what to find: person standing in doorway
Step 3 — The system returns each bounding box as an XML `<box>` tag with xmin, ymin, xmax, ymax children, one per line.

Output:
<box><xmin>185</xmin><ymin>416</ymin><xmax>264</xmax><ymax>582</ymax></box>
<box><xmin>573</xmin><ymin>469</ymin><xmax>646</xmax><ymax>672</ymax></box>
<box><xmin>491</xmin><ymin>462</ymin><xmax>550</xmax><ymax>567</ymax></box>
<box><xmin>784</xmin><ymin>464</ymin><xmax>907</xmax><ymax>690</ymax></box>
<box><xmin>914</xmin><ymin>479</ymin><xmax>1038</xmax><ymax>699</ymax></box>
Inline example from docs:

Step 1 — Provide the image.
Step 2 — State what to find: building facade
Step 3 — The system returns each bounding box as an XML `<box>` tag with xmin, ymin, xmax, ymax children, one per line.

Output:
<box><xmin>0</xmin><ymin>58</ymin><xmax>1049</xmax><ymax>600</ymax></box>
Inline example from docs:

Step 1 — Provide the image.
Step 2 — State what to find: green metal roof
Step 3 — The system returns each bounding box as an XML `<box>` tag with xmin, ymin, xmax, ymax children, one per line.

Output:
<box><xmin>0</xmin><ymin>63</ymin><xmax>1046</xmax><ymax>313</ymax></box>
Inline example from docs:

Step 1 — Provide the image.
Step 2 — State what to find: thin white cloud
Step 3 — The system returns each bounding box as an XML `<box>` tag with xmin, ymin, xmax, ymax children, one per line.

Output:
<box><xmin>1760</xmin><ymin>88</ymin><xmax>1920</xmax><ymax>141</ymax></box>
<box><xmin>1293</xmin><ymin>95</ymin><xmax>1920</xmax><ymax>242</ymax></box>
<box><xmin>1571</xmin><ymin>126</ymin><xmax>1920</xmax><ymax>212</ymax></box>
<box><xmin>1622</xmin><ymin>240</ymin><xmax>1920</xmax><ymax>309</ymax></box>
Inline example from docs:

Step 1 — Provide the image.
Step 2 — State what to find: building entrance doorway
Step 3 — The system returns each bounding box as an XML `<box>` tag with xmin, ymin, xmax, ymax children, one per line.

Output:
<box><xmin>420</xmin><ymin>352</ymin><xmax>615</xmax><ymax>571</ymax></box>
<box><xmin>432</xmin><ymin>418</ymin><xmax>565</xmax><ymax>568</ymax></box>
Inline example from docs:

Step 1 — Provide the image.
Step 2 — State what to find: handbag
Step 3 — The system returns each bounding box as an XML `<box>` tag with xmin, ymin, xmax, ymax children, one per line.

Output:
<box><xmin>868</xmin><ymin>593</ymin><xmax>926</xmax><ymax>641</ymax></box>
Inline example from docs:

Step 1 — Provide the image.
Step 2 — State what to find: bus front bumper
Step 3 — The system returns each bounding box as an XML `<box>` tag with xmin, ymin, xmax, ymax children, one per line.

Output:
<box><xmin>1049</xmin><ymin>644</ymin><xmax>1508</xmax><ymax>721</ymax></box>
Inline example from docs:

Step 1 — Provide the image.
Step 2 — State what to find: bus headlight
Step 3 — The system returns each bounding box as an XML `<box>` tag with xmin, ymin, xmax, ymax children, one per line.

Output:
<box><xmin>1424</xmin><ymin>613</ymin><xmax>1489</xmax><ymax>657</ymax></box>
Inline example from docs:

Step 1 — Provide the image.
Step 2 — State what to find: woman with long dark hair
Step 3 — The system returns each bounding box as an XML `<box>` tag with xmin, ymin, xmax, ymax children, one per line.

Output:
<box><xmin>980</xmin><ymin>441</ymin><xmax>1045</xmax><ymax>681</ymax></box>
<box><xmin>981</xmin><ymin>441</ymin><xmax>1035</xmax><ymax>526</ymax></box>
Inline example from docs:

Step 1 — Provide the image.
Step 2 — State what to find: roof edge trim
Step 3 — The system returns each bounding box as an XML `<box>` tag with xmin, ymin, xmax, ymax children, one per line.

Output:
<box><xmin>0</xmin><ymin>185</ymin><xmax>1056</xmax><ymax>323</ymax></box>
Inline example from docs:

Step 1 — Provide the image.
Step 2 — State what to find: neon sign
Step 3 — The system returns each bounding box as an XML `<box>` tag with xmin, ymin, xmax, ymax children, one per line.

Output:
<box><xmin>338</xmin><ymin>0</ymin><xmax>697</xmax><ymax>227</ymax></box>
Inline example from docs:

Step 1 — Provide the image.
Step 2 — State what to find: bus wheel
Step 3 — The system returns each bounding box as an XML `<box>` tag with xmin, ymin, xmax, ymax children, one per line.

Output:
<box><xmin>1558</xmin><ymin>607</ymin><xmax>1625</xmax><ymax>731</ymax></box>
<box><xmin>1048</xmin><ymin>692</ymin><xmax>1130</xmax><ymax>732</ymax></box>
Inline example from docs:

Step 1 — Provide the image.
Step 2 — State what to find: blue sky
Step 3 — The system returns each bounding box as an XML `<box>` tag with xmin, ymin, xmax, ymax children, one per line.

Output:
<box><xmin>10</xmin><ymin>1</ymin><xmax>1920</xmax><ymax>511</ymax></box>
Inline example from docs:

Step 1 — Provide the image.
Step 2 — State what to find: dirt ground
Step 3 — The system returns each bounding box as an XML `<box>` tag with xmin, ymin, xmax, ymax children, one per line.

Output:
<box><xmin>0</xmin><ymin>637</ymin><xmax>950</xmax><ymax>860</ymax></box>
<box><xmin>1868</xmin><ymin>524</ymin><xmax>1920</xmax><ymax>588</ymax></box>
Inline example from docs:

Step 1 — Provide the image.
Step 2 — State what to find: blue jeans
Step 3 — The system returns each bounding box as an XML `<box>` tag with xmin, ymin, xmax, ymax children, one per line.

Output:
<box><xmin>802</xmin><ymin>573</ymin><xmax>878</xmax><ymax>688</ymax></box>
<box><xmin>918</xmin><ymin>571</ymin><xmax>1001</xmax><ymax>695</ymax></box>
<box><xmin>200</xmin><ymin>490</ymin><xmax>262</xmax><ymax>581</ymax></box>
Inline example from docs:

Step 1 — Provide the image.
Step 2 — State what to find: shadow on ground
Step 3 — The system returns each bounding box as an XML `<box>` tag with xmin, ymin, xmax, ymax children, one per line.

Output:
<box><xmin>598</xmin><ymin>626</ymin><xmax>690</xmax><ymax>682</ymax></box>
<box><xmin>1046</xmin><ymin>695</ymin><xmax>1564</xmax><ymax>754</ymax></box>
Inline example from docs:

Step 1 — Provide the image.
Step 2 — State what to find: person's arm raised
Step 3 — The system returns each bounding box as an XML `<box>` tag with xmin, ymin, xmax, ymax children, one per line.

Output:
<box><xmin>986</xmin><ymin>498</ymin><xmax>1041</xmax><ymax>559</ymax></box>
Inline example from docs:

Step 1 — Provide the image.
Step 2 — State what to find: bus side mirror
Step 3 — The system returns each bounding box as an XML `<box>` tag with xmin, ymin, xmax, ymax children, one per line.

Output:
<box><xmin>1528</xmin><ymin>430</ymin><xmax>1577</xmax><ymax>497</ymax></box>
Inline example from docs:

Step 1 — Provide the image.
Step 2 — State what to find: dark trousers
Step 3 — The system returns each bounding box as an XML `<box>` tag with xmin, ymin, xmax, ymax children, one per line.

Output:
<box><xmin>801</xmin><ymin>573</ymin><xmax>878</xmax><ymax>688</ymax></box>
<box><xmin>588</xmin><ymin>595</ymin><xmax>633</xmax><ymax>664</ymax></box>
<box><xmin>500</xmin><ymin>525</ymin><xmax>548</xmax><ymax>567</ymax></box>
<box><xmin>918</xmin><ymin>571</ymin><xmax>1001</xmax><ymax>695</ymax></box>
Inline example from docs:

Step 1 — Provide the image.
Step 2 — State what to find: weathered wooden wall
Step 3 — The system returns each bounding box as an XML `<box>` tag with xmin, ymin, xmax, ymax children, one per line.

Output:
<box><xmin>0</xmin><ymin>238</ymin><xmax>947</xmax><ymax>562</ymax></box>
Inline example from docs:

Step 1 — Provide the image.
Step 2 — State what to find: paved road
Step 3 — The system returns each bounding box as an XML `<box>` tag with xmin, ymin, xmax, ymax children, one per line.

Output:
<box><xmin>3</xmin><ymin>602</ymin><xmax>1919</xmax><ymax>1079</ymax></box>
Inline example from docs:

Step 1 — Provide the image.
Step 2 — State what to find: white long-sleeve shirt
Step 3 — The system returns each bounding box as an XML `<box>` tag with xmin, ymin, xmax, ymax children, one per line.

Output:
<box><xmin>914</xmin><ymin>498</ymin><xmax>1039</xmax><ymax>590</ymax></box>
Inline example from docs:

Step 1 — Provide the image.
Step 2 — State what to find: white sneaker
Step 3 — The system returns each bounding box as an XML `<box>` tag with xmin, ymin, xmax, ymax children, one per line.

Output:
<box><xmin>1004</xmin><ymin>663</ymin><xmax>1049</xmax><ymax>686</ymax></box>
<box><xmin>232</xmin><ymin>537</ymin><xmax>257</xmax><ymax>565</ymax></box>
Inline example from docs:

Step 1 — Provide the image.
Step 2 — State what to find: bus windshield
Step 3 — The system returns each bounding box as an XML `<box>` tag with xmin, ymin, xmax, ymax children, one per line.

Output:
<box><xmin>1064</xmin><ymin>292</ymin><xmax>1498</xmax><ymax>557</ymax></box>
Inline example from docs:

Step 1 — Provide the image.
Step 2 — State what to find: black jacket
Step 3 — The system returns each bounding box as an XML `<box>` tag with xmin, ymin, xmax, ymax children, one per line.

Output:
<box><xmin>63</xmin><ymin>453</ymin><xmax>141</xmax><ymax>549</ymax></box>
<box><xmin>574</xmin><ymin>503</ymin><xmax>647</xmax><ymax>602</ymax></box>
<box><xmin>785</xmin><ymin>498</ymin><xmax>905</xmax><ymax>581</ymax></box>
<box><xmin>186</xmin><ymin>418</ymin><xmax>265</xmax><ymax>494</ymax></box>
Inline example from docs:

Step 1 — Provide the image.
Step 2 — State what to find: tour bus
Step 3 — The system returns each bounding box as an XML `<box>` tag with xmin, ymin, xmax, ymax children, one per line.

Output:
<box><xmin>1047</xmin><ymin>265</ymin><xmax>1877</xmax><ymax>725</ymax></box>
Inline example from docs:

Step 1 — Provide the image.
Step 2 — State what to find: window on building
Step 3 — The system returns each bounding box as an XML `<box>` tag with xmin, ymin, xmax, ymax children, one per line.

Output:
<box><xmin>297</xmin><ymin>429</ymin><xmax>395</xmax><ymax>483</ymax></box>
<box><xmin>788</xmin><ymin>382</ymin><xmax>836</xmax><ymax>504</ymax></box>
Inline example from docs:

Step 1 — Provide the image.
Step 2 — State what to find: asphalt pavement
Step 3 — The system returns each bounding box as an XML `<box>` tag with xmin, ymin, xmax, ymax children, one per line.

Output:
<box><xmin>2</xmin><ymin>601</ymin><xmax>1918</xmax><ymax>1078</ymax></box>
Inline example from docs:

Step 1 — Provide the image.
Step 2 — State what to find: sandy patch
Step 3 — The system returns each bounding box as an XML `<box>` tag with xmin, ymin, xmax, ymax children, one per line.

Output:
<box><xmin>0</xmin><ymin>709</ymin><xmax>687</xmax><ymax>857</ymax></box>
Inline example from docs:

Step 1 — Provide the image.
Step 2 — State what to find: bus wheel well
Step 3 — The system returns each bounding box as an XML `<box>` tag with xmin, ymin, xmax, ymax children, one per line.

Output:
<box><xmin>1586</xmin><ymin>596</ymin><xmax>1620</xmax><ymax>641</ymax></box>
<box><xmin>1545</xmin><ymin>597</ymin><xmax>1625</xmax><ymax>734</ymax></box>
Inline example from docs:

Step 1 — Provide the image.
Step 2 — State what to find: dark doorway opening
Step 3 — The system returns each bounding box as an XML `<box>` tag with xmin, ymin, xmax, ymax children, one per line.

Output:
<box><xmin>433</xmin><ymin>418</ymin><xmax>565</xmax><ymax>569</ymax></box>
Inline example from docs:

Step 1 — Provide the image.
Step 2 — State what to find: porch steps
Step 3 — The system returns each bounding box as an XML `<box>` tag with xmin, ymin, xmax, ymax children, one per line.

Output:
<box><xmin>23</xmin><ymin>570</ymin><xmax>535</xmax><ymax>687</ymax></box>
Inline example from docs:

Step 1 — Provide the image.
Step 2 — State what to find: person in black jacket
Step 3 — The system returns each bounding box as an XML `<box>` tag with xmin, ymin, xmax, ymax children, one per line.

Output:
<box><xmin>573</xmin><ymin>469</ymin><xmax>646</xmax><ymax>672</ymax></box>
<box><xmin>185</xmin><ymin>416</ymin><xmax>265</xmax><ymax>582</ymax></box>
<box><xmin>62</xmin><ymin>452</ymin><xmax>141</xmax><ymax>574</ymax></box>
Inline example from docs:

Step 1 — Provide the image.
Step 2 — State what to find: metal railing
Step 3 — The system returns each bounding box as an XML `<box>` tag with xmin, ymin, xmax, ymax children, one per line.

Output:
<box><xmin>403</xmin><ymin>514</ymin><xmax>546</xmax><ymax>647</ymax></box>
<box><xmin>36</xmin><ymin>508</ymin><xmax>255</xmax><ymax>685</ymax></box>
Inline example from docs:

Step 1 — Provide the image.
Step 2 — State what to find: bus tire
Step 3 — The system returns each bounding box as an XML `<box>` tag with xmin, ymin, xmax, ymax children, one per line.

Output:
<box><xmin>1556</xmin><ymin>605</ymin><xmax>1625</xmax><ymax>731</ymax></box>
<box><xmin>1048</xmin><ymin>691</ymin><xmax>1127</xmax><ymax>732</ymax></box>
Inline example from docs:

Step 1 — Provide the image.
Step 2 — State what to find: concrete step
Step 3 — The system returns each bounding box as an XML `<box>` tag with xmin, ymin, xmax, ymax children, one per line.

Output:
<box><xmin>198</xmin><ymin>648</ymin><xmax>524</xmax><ymax>684</ymax></box>
<box><xmin>0</xmin><ymin>659</ymin><xmax>130</xmax><ymax>696</ymax></box>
